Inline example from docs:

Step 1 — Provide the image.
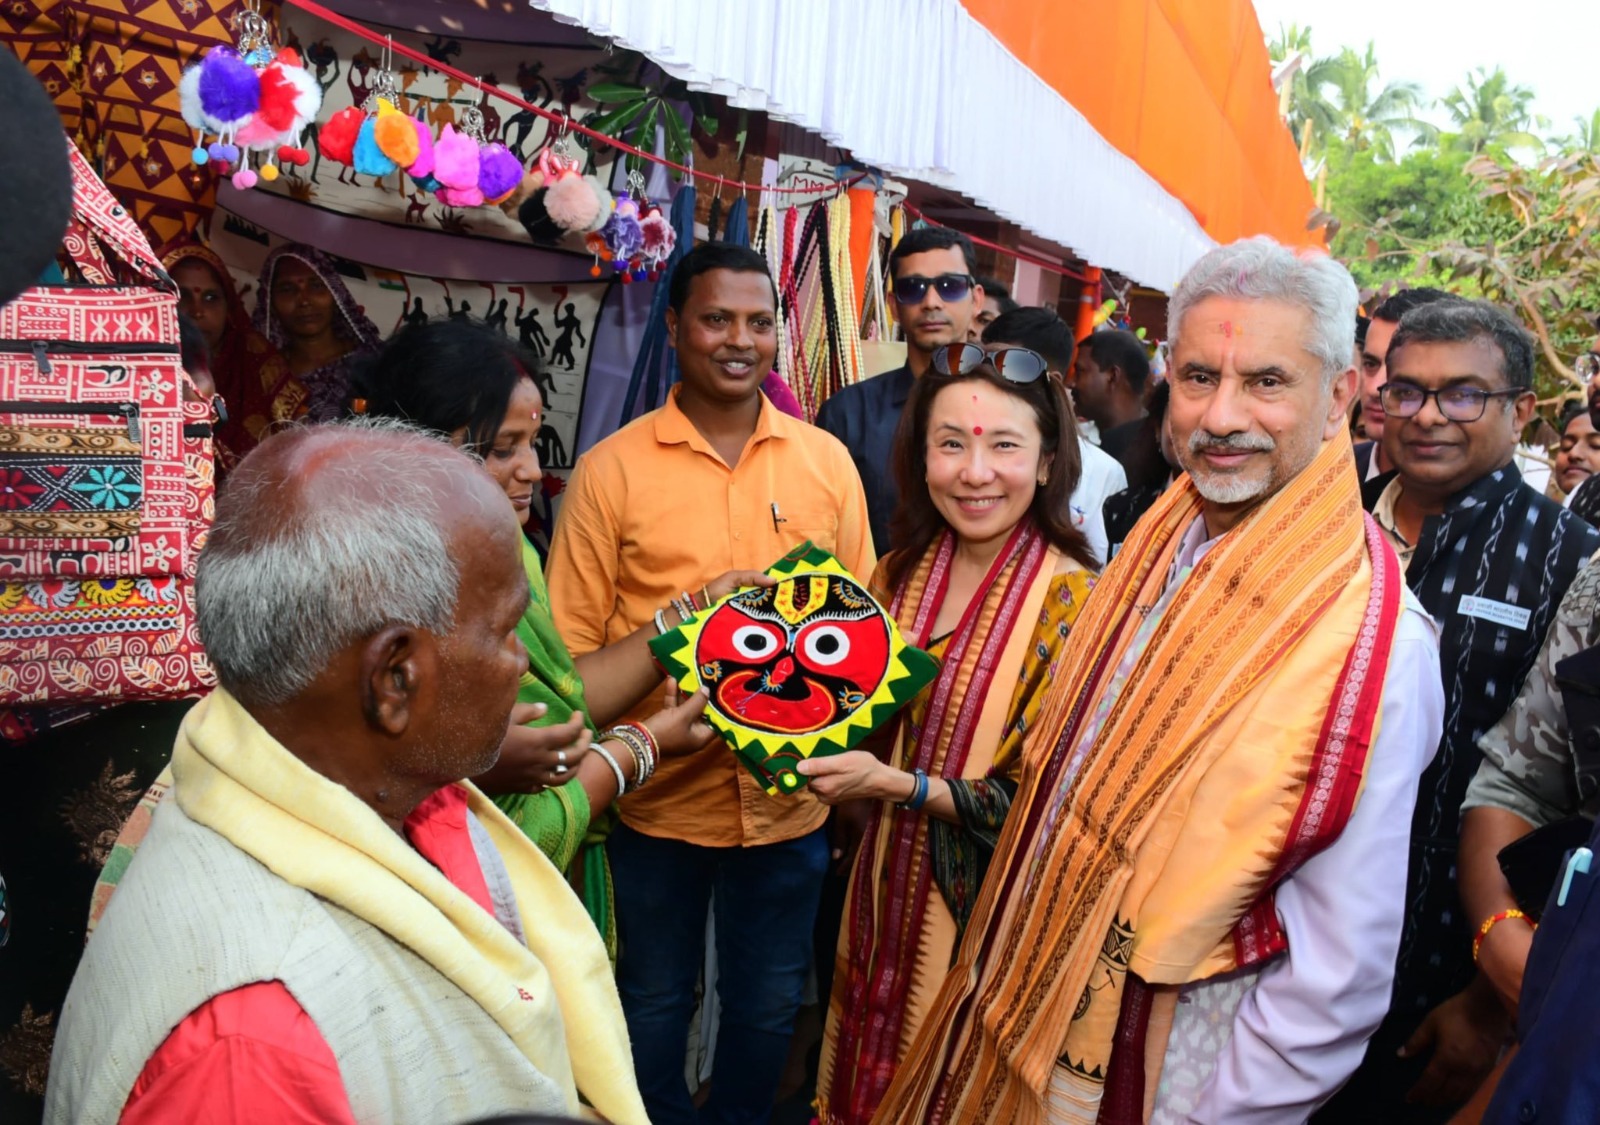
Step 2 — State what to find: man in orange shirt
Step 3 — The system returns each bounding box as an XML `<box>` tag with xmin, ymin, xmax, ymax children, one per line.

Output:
<box><xmin>546</xmin><ymin>242</ymin><xmax>874</xmax><ymax>1123</ymax></box>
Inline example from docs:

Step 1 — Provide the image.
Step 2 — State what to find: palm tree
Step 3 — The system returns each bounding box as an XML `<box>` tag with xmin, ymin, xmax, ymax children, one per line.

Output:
<box><xmin>1320</xmin><ymin>44</ymin><xmax>1436</xmax><ymax>161</ymax></box>
<box><xmin>1560</xmin><ymin>108</ymin><xmax>1600</xmax><ymax>155</ymax></box>
<box><xmin>1266</xmin><ymin>27</ymin><xmax>1364</xmax><ymax>164</ymax></box>
<box><xmin>1440</xmin><ymin>67</ymin><xmax>1546</xmax><ymax>155</ymax></box>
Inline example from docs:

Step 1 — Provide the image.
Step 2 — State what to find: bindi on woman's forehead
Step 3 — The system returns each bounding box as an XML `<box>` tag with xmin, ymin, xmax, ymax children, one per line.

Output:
<box><xmin>973</xmin><ymin>425</ymin><xmax>984</xmax><ymax>435</ymax></box>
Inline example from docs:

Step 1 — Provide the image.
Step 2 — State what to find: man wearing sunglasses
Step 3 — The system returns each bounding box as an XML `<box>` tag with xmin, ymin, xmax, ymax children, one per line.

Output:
<box><xmin>1321</xmin><ymin>300</ymin><xmax>1600</xmax><ymax>1123</ymax></box>
<box><xmin>817</xmin><ymin>227</ymin><xmax>984</xmax><ymax>554</ymax></box>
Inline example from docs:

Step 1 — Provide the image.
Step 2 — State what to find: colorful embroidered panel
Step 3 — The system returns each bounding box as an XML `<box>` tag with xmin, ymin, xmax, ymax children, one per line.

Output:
<box><xmin>651</xmin><ymin>543</ymin><xmax>938</xmax><ymax>796</ymax></box>
<box><xmin>0</xmin><ymin>424</ymin><xmax>144</xmax><ymax>538</ymax></box>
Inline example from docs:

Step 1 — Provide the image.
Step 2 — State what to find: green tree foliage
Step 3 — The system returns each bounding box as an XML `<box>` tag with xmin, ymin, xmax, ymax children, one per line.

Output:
<box><xmin>1439</xmin><ymin>67</ymin><xmax>1546</xmax><ymax>156</ymax></box>
<box><xmin>1321</xmin><ymin>138</ymin><xmax>1471</xmax><ymax>290</ymax></box>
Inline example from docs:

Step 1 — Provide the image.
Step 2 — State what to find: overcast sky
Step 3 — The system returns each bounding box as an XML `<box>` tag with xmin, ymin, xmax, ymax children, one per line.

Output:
<box><xmin>1250</xmin><ymin>0</ymin><xmax>1600</xmax><ymax>139</ymax></box>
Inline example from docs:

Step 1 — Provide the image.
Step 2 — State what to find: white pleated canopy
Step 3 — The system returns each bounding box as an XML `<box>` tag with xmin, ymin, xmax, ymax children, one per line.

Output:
<box><xmin>527</xmin><ymin>0</ymin><xmax>1219</xmax><ymax>291</ymax></box>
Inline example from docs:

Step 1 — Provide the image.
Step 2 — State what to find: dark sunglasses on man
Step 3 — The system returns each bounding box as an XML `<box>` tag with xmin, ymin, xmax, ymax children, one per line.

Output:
<box><xmin>930</xmin><ymin>341</ymin><xmax>1050</xmax><ymax>384</ymax></box>
<box><xmin>893</xmin><ymin>272</ymin><xmax>975</xmax><ymax>306</ymax></box>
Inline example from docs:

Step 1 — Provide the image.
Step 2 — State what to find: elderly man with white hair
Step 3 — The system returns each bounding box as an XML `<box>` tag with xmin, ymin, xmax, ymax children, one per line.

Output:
<box><xmin>868</xmin><ymin>237</ymin><xmax>1445</xmax><ymax>1125</ymax></box>
<box><xmin>44</xmin><ymin>422</ymin><xmax>648</xmax><ymax>1125</ymax></box>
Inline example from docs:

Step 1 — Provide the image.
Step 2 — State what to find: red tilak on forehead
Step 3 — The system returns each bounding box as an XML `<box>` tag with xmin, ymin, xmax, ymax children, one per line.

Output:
<box><xmin>1222</xmin><ymin>320</ymin><xmax>1234</xmax><ymax>338</ymax></box>
<box><xmin>973</xmin><ymin>425</ymin><xmax>984</xmax><ymax>435</ymax></box>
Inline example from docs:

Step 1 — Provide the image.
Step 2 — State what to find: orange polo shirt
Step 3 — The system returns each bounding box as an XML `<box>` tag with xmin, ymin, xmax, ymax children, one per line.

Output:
<box><xmin>546</xmin><ymin>387</ymin><xmax>875</xmax><ymax>847</ymax></box>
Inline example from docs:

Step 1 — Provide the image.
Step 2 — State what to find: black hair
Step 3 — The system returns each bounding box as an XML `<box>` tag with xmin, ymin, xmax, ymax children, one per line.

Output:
<box><xmin>1388</xmin><ymin>299</ymin><xmax>1534</xmax><ymax>391</ymax></box>
<box><xmin>1371</xmin><ymin>286</ymin><xmax>1453</xmax><ymax>325</ymax></box>
<box><xmin>667</xmin><ymin>241</ymin><xmax>777</xmax><ymax>313</ymax></box>
<box><xmin>1355</xmin><ymin>314</ymin><xmax>1370</xmax><ymax>350</ymax></box>
<box><xmin>888</xmin><ymin>226</ymin><xmax>979</xmax><ymax>280</ymax></box>
<box><xmin>977</xmin><ymin>275</ymin><xmax>1020</xmax><ymax>315</ymax></box>
<box><xmin>350</xmin><ymin>317</ymin><xmax>542</xmax><ymax>454</ymax></box>
<box><xmin>983</xmin><ymin>306</ymin><xmax>1075</xmax><ymax>372</ymax></box>
<box><xmin>886</xmin><ymin>362</ymin><xmax>1096</xmax><ymax>586</ymax></box>
<box><xmin>1078</xmin><ymin>329</ymin><xmax>1152</xmax><ymax>395</ymax></box>
<box><xmin>1559</xmin><ymin>398</ymin><xmax>1589</xmax><ymax>434</ymax></box>
<box><xmin>1122</xmin><ymin>381</ymin><xmax>1173</xmax><ymax>490</ymax></box>
<box><xmin>177</xmin><ymin>311</ymin><xmax>210</xmax><ymax>374</ymax></box>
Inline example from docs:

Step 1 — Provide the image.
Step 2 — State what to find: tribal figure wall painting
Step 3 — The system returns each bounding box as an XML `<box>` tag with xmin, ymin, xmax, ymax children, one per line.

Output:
<box><xmin>651</xmin><ymin>543</ymin><xmax>938</xmax><ymax>796</ymax></box>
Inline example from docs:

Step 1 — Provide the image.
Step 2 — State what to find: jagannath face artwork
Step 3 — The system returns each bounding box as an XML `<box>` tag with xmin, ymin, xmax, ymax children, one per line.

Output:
<box><xmin>650</xmin><ymin>543</ymin><xmax>938</xmax><ymax>796</ymax></box>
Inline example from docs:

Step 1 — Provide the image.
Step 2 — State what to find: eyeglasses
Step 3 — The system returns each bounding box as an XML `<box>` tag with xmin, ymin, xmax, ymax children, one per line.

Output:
<box><xmin>893</xmin><ymin>272</ymin><xmax>974</xmax><ymax>306</ymax></box>
<box><xmin>1379</xmin><ymin>381</ymin><xmax>1526</xmax><ymax>422</ymax></box>
<box><xmin>930</xmin><ymin>342</ymin><xmax>1050</xmax><ymax>384</ymax></box>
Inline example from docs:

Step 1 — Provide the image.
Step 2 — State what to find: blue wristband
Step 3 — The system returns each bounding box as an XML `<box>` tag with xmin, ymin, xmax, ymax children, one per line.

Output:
<box><xmin>897</xmin><ymin>767</ymin><xmax>929</xmax><ymax>811</ymax></box>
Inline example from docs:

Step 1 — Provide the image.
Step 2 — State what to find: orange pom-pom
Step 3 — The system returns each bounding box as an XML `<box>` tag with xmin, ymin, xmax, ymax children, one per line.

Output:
<box><xmin>373</xmin><ymin>109</ymin><xmax>420</xmax><ymax>167</ymax></box>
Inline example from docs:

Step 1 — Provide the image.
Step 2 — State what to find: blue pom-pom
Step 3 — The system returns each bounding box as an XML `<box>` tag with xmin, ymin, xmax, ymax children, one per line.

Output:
<box><xmin>192</xmin><ymin>146</ymin><xmax>210</xmax><ymax>165</ymax></box>
<box><xmin>353</xmin><ymin>117</ymin><xmax>398</xmax><ymax>177</ymax></box>
<box><xmin>632</xmin><ymin>268</ymin><xmax>648</xmax><ymax>281</ymax></box>
<box><xmin>410</xmin><ymin>172</ymin><xmax>440</xmax><ymax>193</ymax></box>
<box><xmin>217</xmin><ymin>144</ymin><xmax>240</xmax><ymax>164</ymax></box>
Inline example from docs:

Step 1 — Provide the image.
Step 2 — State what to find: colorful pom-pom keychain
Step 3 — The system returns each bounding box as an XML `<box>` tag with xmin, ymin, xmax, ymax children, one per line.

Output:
<box><xmin>180</xmin><ymin>4</ymin><xmax>319</xmax><ymax>189</ymax></box>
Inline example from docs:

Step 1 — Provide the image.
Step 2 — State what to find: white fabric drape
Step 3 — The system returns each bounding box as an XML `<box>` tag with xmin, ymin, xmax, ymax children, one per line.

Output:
<box><xmin>529</xmin><ymin>0</ymin><xmax>1218</xmax><ymax>291</ymax></box>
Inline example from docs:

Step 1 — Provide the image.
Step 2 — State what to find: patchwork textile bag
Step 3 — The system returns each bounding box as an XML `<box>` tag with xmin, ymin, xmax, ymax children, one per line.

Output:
<box><xmin>0</xmin><ymin>143</ymin><xmax>215</xmax><ymax>705</ymax></box>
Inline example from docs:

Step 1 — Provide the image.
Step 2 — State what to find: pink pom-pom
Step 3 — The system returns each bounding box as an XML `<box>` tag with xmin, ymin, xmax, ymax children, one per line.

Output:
<box><xmin>433</xmin><ymin>124</ymin><xmax>480</xmax><ymax>190</ymax></box>
<box><xmin>236</xmin><ymin>112</ymin><xmax>279</xmax><ymax>150</ymax></box>
<box><xmin>477</xmin><ymin>143</ymin><xmax>522</xmax><ymax>204</ymax></box>
<box><xmin>437</xmin><ymin>184</ymin><xmax>485</xmax><ymax>208</ymax></box>
<box><xmin>408</xmin><ymin>116</ymin><xmax>435</xmax><ymax>178</ymax></box>
<box><xmin>231</xmin><ymin>168</ymin><xmax>258</xmax><ymax>190</ymax></box>
<box><xmin>546</xmin><ymin>174</ymin><xmax>599</xmax><ymax>232</ymax></box>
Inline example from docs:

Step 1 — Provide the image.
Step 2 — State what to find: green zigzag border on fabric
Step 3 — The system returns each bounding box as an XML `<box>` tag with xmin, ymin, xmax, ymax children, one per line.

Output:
<box><xmin>648</xmin><ymin>540</ymin><xmax>941</xmax><ymax>791</ymax></box>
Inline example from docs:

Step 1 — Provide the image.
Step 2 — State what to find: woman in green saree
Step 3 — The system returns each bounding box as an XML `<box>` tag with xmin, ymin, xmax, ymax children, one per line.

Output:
<box><xmin>354</xmin><ymin>318</ymin><xmax>770</xmax><ymax>953</ymax></box>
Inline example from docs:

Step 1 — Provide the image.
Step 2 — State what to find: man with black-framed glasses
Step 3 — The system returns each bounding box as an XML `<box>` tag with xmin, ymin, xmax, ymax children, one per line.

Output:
<box><xmin>817</xmin><ymin>226</ymin><xmax>985</xmax><ymax>554</ymax></box>
<box><xmin>1322</xmin><ymin>299</ymin><xmax>1600</xmax><ymax>1124</ymax></box>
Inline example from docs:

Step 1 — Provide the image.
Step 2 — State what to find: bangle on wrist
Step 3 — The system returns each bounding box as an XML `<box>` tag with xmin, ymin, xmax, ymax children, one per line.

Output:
<box><xmin>653</xmin><ymin>608</ymin><xmax>670</xmax><ymax>635</ymax></box>
<box><xmin>601</xmin><ymin>723</ymin><xmax>660</xmax><ymax>791</ymax></box>
<box><xmin>895</xmin><ymin>767</ymin><xmax>929</xmax><ymax>812</ymax></box>
<box><xmin>1473</xmin><ymin>907</ymin><xmax>1536</xmax><ymax>962</ymax></box>
<box><xmin>589</xmin><ymin>742</ymin><xmax>627</xmax><ymax>797</ymax></box>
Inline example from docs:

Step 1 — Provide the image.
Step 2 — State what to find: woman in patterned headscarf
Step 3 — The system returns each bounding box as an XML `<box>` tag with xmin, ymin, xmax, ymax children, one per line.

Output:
<box><xmin>162</xmin><ymin>241</ymin><xmax>301</xmax><ymax>472</ymax></box>
<box><xmin>253</xmin><ymin>243</ymin><xmax>383</xmax><ymax>422</ymax></box>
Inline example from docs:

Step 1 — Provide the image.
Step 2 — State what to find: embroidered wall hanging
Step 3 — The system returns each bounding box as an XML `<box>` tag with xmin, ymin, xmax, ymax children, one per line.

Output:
<box><xmin>650</xmin><ymin>542</ymin><xmax>938</xmax><ymax>796</ymax></box>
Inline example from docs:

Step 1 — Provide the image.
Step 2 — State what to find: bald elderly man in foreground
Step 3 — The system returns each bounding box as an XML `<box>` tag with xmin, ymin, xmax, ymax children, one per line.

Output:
<box><xmin>45</xmin><ymin>421</ymin><xmax>647</xmax><ymax>1125</ymax></box>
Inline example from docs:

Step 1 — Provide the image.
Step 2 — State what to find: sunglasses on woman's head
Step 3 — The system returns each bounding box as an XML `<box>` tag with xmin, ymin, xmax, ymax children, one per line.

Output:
<box><xmin>930</xmin><ymin>342</ymin><xmax>1050</xmax><ymax>384</ymax></box>
<box><xmin>893</xmin><ymin>273</ymin><xmax>974</xmax><ymax>306</ymax></box>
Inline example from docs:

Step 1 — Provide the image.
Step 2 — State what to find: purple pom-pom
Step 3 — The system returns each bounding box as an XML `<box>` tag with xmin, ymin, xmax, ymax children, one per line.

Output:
<box><xmin>477</xmin><ymin>143</ymin><xmax>522</xmax><ymax>203</ymax></box>
<box><xmin>602</xmin><ymin>208</ymin><xmax>645</xmax><ymax>261</ymax></box>
<box><xmin>197</xmin><ymin>48</ymin><xmax>260</xmax><ymax>126</ymax></box>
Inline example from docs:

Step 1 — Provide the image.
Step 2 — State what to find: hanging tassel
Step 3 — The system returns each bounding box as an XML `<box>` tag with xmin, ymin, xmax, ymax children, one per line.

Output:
<box><xmin>621</xmin><ymin>183</ymin><xmax>696</xmax><ymax>425</ymax></box>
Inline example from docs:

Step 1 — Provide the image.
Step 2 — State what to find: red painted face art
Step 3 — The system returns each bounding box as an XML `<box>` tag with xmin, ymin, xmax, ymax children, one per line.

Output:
<box><xmin>694</xmin><ymin>575</ymin><xmax>890</xmax><ymax>736</ymax></box>
<box><xmin>648</xmin><ymin>544</ymin><xmax>939</xmax><ymax>795</ymax></box>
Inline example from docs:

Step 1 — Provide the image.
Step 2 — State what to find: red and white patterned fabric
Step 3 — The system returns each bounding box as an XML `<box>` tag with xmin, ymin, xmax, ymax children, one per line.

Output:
<box><xmin>0</xmin><ymin>141</ymin><xmax>214</xmax><ymax>705</ymax></box>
